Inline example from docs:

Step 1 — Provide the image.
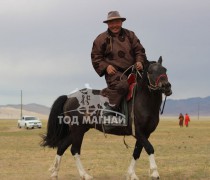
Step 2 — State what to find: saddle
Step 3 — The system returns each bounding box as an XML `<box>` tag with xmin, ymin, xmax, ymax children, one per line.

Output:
<box><xmin>99</xmin><ymin>73</ymin><xmax>137</xmax><ymax>129</ymax></box>
<box><xmin>126</xmin><ymin>73</ymin><xmax>137</xmax><ymax>101</ymax></box>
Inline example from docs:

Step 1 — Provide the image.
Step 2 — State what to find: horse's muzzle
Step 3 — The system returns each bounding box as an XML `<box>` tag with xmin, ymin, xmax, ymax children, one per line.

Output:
<box><xmin>160</xmin><ymin>82</ymin><xmax>172</xmax><ymax>96</ymax></box>
<box><xmin>164</xmin><ymin>82</ymin><xmax>172</xmax><ymax>96</ymax></box>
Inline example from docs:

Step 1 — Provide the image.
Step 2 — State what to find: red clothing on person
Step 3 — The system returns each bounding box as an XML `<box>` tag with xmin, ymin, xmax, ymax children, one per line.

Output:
<box><xmin>184</xmin><ymin>114</ymin><xmax>190</xmax><ymax>127</ymax></box>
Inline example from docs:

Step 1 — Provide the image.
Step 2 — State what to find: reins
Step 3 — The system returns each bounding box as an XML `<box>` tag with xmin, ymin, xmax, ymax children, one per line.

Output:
<box><xmin>160</xmin><ymin>96</ymin><xmax>167</xmax><ymax>115</ymax></box>
<box><xmin>121</xmin><ymin>63</ymin><xmax>169</xmax><ymax>148</ymax></box>
<box><xmin>120</xmin><ymin>65</ymin><xmax>139</xmax><ymax>148</ymax></box>
<box><xmin>120</xmin><ymin>65</ymin><xmax>135</xmax><ymax>81</ymax></box>
<box><xmin>147</xmin><ymin>71</ymin><xmax>168</xmax><ymax>114</ymax></box>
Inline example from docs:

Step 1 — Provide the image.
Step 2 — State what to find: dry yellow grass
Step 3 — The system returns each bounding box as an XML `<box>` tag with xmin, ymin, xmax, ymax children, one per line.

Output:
<box><xmin>0</xmin><ymin>117</ymin><xmax>210</xmax><ymax>180</ymax></box>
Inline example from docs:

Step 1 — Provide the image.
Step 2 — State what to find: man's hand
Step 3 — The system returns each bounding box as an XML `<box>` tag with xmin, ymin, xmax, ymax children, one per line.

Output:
<box><xmin>136</xmin><ymin>62</ymin><xmax>143</xmax><ymax>71</ymax></box>
<box><xmin>106</xmin><ymin>65</ymin><xmax>117</xmax><ymax>75</ymax></box>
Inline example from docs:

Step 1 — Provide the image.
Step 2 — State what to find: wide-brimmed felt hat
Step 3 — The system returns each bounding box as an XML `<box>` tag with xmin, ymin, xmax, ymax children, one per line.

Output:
<box><xmin>103</xmin><ymin>11</ymin><xmax>126</xmax><ymax>23</ymax></box>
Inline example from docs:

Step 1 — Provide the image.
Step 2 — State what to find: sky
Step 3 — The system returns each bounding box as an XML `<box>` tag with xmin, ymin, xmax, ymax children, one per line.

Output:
<box><xmin>0</xmin><ymin>0</ymin><xmax>210</xmax><ymax>107</ymax></box>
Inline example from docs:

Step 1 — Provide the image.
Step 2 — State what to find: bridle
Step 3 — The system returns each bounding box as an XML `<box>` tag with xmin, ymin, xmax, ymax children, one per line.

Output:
<box><xmin>147</xmin><ymin>73</ymin><xmax>168</xmax><ymax>91</ymax></box>
<box><xmin>120</xmin><ymin>64</ymin><xmax>169</xmax><ymax>93</ymax></box>
<box><xmin>119</xmin><ymin>63</ymin><xmax>169</xmax><ymax>138</ymax></box>
<box><xmin>146</xmin><ymin>63</ymin><xmax>170</xmax><ymax>114</ymax></box>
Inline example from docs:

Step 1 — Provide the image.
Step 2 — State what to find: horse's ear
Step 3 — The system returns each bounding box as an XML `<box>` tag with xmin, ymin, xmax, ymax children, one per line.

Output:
<box><xmin>158</xmin><ymin>56</ymin><xmax>162</xmax><ymax>64</ymax></box>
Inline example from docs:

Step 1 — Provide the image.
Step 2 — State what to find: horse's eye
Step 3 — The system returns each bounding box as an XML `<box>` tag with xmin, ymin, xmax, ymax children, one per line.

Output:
<box><xmin>148</xmin><ymin>69</ymin><xmax>153</xmax><ymax>74</ymax></box>
<box><xmin>164</xmin><ymin>68</ymin><xmax>167</xmax><ymax>72</ymax></box>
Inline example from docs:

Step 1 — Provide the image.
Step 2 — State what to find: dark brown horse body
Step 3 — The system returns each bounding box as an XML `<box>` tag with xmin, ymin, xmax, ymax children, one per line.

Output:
<box><xmin>41</xmin><ymin>57</ymin><xmax>172</xmax><ymax>180</ymax></box>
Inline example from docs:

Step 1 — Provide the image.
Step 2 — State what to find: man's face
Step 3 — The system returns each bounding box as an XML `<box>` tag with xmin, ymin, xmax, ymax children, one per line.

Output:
<box><xmin>107</xmin><ymin>19</ymin><xmax>122</xmax><ymax>34</ymax></box>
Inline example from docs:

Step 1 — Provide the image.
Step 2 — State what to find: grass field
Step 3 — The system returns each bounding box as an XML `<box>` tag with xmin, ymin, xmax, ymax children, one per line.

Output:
<box><xmin>0</xmin><ymin>117</ymin><xmax>210</xmax><ymax>180</ymax></box>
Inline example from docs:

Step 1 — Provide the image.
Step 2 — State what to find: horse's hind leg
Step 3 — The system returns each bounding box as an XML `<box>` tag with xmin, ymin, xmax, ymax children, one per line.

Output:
<box><xmin>71</xmin><ymin>128</ymin><xmax>93</xmax><ymax>180</ymax></box>
<box><xmin>49</xmin><ymin>155</ymin><xmax>62</xmax><ymax>179</ymax></box>
<box><xmin>49</xmin><ymin>135</ymin><xmax>72</xmax><ymax>179</ymax></box>
<box><xmin>74</xmin><ymin>153</ymin><xmax>93</xmax><ymax>180</ymax></box>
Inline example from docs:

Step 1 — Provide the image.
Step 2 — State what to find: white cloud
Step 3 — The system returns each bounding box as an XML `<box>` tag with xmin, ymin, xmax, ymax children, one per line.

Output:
<box><xmin>0</xmin><ymin>0</ymin><xmax>57</xmax><ymax>16</ymax></box>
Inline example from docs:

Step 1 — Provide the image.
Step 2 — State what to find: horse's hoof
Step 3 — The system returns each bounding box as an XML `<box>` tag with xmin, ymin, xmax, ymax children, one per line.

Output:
<box><xmin>51</xmin><ymin>176</ymin><xmax>58</xmax><ymax>180</ymax></box>
<box><xmin>126</xmin><ymin>172</ymin><xmax>139</xmax><ymax>180</ymax></box>
<box><xmin>50</xmin><ymin>170</ymin><xmax>58</xmax><ymax>179</ymax></box>
<box><xmin>151</xmin><ymin>177</ymin><xmax>160</xmax><ymax>180</ymax></box>
<box><xmin>81</xmin><ymin>173</ymin><xmax>93</xmax><ymax>180</ymax></box>
<box><xmin>149</xmin><ymin>169</ymin><xmax>160</xmax><ymax>180</ymax></box>
<box><xmin>49</xmin><ymin>167</ymin><xmax>54</xmax><ymax>173</ymax></box>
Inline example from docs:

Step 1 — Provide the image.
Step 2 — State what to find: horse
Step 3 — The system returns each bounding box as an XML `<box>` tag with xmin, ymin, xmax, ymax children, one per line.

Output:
<box><xmin>41</xmin><ymin>56</ymin><xmax>172</xmax><ymax>180</ymax></box>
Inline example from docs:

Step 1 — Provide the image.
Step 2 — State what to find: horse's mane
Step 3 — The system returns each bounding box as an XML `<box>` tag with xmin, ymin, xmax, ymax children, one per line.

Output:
<box><xmin>139</xmin><ymin>60</ymin><xmax>153</xmax><ymax>81</ymax></box>
<box><xmin>144</xmin><ymin>60</ymin><xmax>156</xmax><ymax>70</ymax></box>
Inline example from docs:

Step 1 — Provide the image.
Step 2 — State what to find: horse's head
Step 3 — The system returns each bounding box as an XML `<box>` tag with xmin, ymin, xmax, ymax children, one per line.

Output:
<box><xmin>147</xmin><ymin>56</ymin><xmax>172</xmax><ymax>96</ymax></box>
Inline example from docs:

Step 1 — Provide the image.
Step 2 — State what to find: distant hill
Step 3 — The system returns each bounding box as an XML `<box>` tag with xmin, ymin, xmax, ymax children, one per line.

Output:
<box><xmin>0</xmin><ymin>103</ymin><xmax>50</xmax><ymax>115</ymax></box>
<box><xmin>163</xmin><ymin>96</ymin><xmax>210</xmax><ymax>116</ymax></box>
<box><xmin>0</xmin><ymin>103</ymin><xmax>50</xmax><ymax>120</ymax></box>
<box><xmin>0</xmin><ymin>96</ymin><xmax>209</xmax><ymax>119</ymax></box>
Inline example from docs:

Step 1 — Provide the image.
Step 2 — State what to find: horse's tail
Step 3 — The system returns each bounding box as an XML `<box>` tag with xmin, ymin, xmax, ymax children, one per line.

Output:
<box><xmin>40</xmin><ymin>95</ymin><xmax>69</xmax><ymax>148</ymax></box>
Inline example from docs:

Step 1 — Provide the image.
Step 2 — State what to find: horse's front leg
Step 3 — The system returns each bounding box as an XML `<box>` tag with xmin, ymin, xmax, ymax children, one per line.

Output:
<box><xmin>139</xmin><ymin>134</ymin><xmax>160</xmax><ymax>179</ymax></box>
<box><xmin>127</xmin><ymin>136</ymin><xmax>160</xmax><ymax>180</ymax></box>
<box><xmin>127</xmin><ymin>158</ymin><xmax>139</xmax><ymax>180</ymax></box>
<box><xmin>126</xmin><ymin>140</ymin><xmax>143</xmax><ymax>180</ymax></box>
<box><xmin>149</xmin><ymin>154</ymin><xmax>159</xmax><ymax>179</ymax></box>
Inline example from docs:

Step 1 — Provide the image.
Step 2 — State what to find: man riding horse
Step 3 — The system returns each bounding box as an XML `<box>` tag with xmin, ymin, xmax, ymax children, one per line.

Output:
<box><xmin>41</xmin><ymin>10</ymin><xmax>172</xmax><ymax>180</ymax></box>
<box><xmin>91</xmin><ymin>11</ymin><xmax>148</xmax><ymax>117</ymax></box>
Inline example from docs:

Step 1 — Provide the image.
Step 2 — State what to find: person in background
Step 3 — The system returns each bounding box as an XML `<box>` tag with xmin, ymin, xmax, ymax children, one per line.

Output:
<box><xmin>184</xmin><ymin>113</ymin><xmax>190</xmax><ymax>127</ymax></box>
<box><xmin>178</xmin><ymin>113</ymin><xmax>184</xmax><ymax>127</ymax></box>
